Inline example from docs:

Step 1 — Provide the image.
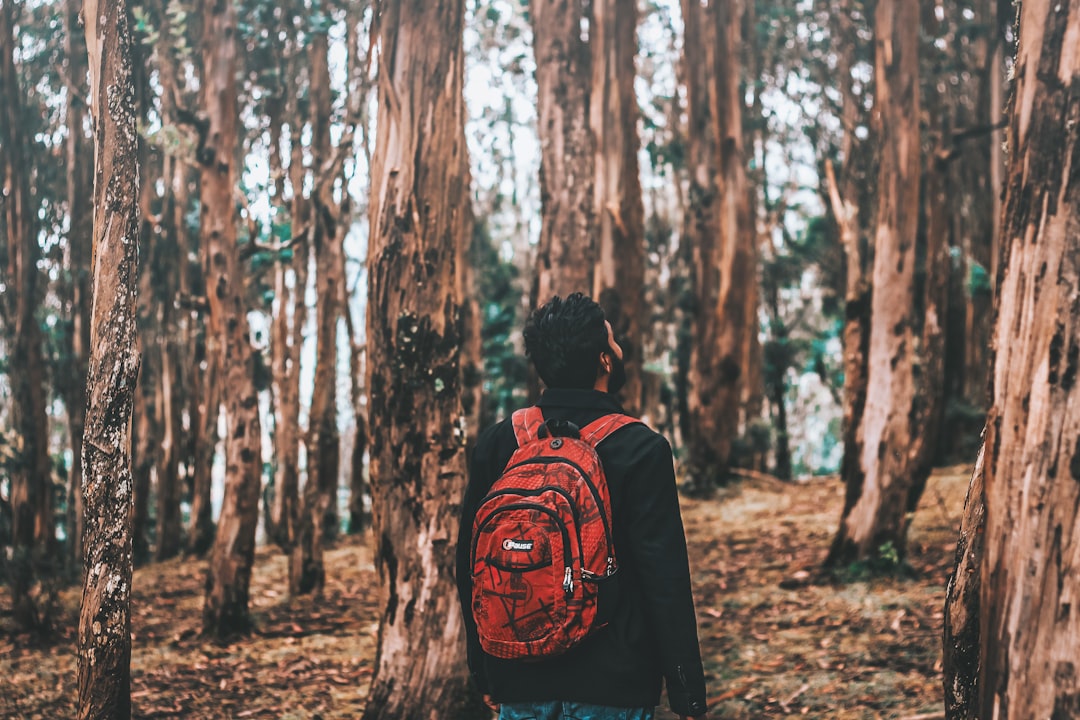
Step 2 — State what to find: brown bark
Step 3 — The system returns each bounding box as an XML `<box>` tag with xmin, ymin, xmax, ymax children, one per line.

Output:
<box><xmin>943</xmin><ymin>447</ymin><xmax>985</xmax><ymax>720</ymax></box>
<box><xmin>267</xmin><ymin>9</ymin><xmax>306</xmax><ymax>554</ymax></box>
<box><xmin>961</xmin><ymin>0</ymin><xmax>1004</xmax><ymax>408</ymax></box>
<box><xmin>824</xmin><ymin>0</ymin><xmax>874</xmax><ymax>560</ymax></box>
<box><xmin>77</xmin><ymin>0</ymin><xmax>140</xmax><ymax>713</ymax></box>
<box><xmin>290</xmin><ymin>25</ymin><xmax>340</xmax><ymax>596</ymax></box>
<box><xmin>975</xmin><ymin>2</ymin><xmax>1080</xmax><ymax>715</ymax></box>
<box><xmin>683</xmin><ymin>0</ymin><xmax>754</xmax><ymax>488</ymax></box>
<box><xmin>186</xmin><ymin>328</ymin><xmax>219</xmax><ymax>557</ymax></box>
<box><xmin>530</xmin><ymin>0</ymin><xmax>596</xmax><ymax>306</ymax></box>
<box><xmin>827</xmin><ymin>0</ymin><xmax>922</xmax><ymax>565</ymax></box>
<box><xmin>1</xmin><ymin>0</ymin><xmax>55</xmax><ymax>631</ymax></box>
<box><xmin>590</xmin><ymin>0</ymin><xmax>645</xmax><ymax>416</ymax></box>
<box><xmin>198</xmin><ymin>0</ymin><xmax>263</xmax><ymax>639</ymax></box>
<box><xmin>361</xmin><ymin>0</ymin><xmax>476</xmax><ymax>716</ymax></box>
<box><xmin>62</xmin><ymin>0</ymin><xmax>94</xmax><ymax>570</ymax></box>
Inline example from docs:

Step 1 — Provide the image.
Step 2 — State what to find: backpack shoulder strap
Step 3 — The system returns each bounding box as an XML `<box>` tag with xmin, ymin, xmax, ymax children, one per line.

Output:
<box><xmin>511</xmin><ymin>406</ymin><xmax>545</xmax><ymax>446</ymax></box>
<box><xmin>580</xmin><ymin>413</ymin><xmax>642</xmax><ymax>447</ymax></box>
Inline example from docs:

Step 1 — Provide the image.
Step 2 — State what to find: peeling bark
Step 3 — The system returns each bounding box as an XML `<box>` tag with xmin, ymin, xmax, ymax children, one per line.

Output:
<box><xmin>976</xmin><ymin>2</ymin><xmax>1080</xmax><ymax>714</ymax></box>
<box><xmin>361</xmin><ymin>0</ymin><xmax>476</xmax><ymax>716</ymax></box>
<box><xmin>198</xmin><ymin>0</ymin><xmax>263</xmax><ymax>639</ymax></box>
<box><xmin>77</xmin><ymin>0</ymin><xmax>140</xmax><ymax>713</ymax></box>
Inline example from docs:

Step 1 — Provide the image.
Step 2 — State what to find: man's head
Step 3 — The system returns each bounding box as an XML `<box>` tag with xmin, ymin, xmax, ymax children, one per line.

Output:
<box><xmin>522</xmin><ymin>293</ymin><xmax>625</xmax><ymax>393</ymax></box>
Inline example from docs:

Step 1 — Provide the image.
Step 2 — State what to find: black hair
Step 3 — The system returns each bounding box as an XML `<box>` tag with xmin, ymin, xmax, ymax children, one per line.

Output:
<box><xmin>522</xmin><ymin>293</ymin><xmax>609</xmax><ymax>389</ymax></box>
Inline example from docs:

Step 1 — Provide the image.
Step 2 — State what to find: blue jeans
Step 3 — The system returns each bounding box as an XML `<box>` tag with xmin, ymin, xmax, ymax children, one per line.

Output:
<box><xmin>499</xmin><ymin>701</ymin><xmax>654</xmax><ymax>720</ymax></box>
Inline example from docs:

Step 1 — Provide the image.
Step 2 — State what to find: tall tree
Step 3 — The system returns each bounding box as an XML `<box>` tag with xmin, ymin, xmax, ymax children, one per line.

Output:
<box><xmin>682</xmin><ymin>0</ymin><xmax>755</xmax><ymax>487</ymax></box>
<box><xmin>954</xmin><ymin>1</ymin><xmax>1080</xmax><ymax>714</ymax></box>
<box><xmin>590</xmin><ymin>0</ymin><xmax>646</xmax><ymax>415</ymax></box>
<box><xmin>0</xmin><ymin>0</ymin><xmax>55</xmax><ymax>631</ymax></box>
<box><xmin>77</xmin><ymin>0</ymin><xmax>140</xmax><ymax>713</ymax></box>
<box><xmin>198</xmin><ymin>0</ymin><xmax>263</xmax><ymax>639</ymax></box>
<box><xmin>60</xmin><ymin>0</ymin><xmax>94</xmax><ymax>570</ymax></box>
<box><xmin>826</xmin><ymin>0</ymin><xmax>923</xmax><ymax>564</ymax></box>
<box><xmin>530</xmin><ymin>0</ymin><xmax>596</xmax><ymax>305</ymax></box>
<box><xmin>362</xmin><ymin>0</ymin><xmax>475</xmax><ymax>716</ymax></box>
<box><xmin>290</xmin><ymin>12</ymin><xmax>342</xmax><ymax>596</ymax></box>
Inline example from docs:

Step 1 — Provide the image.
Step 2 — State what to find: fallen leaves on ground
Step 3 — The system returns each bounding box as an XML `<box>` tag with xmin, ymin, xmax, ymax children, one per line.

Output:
<box><xmin>1</xmin><ymin>466</ymin><xmax>970</xmax><ymax>719</ymax></box>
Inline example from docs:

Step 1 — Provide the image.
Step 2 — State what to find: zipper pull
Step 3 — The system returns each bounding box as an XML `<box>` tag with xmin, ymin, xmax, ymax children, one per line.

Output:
<box><xmin>606</xmin><ymin>556</ymin><xmax>616</xmax><ymax>576</ymax></box>
<box><xmin>563</xmin><ymin>567</ymin><xmax>574</xmax><ymax>595</ymax></box>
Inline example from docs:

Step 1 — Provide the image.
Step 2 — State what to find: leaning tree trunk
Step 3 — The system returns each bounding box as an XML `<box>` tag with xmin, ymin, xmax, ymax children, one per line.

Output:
<box><xmin>827</xmin><ymin>0</ymin><xmax>922</xmax><ymax>565</ymax></box>
<box><xmin>198</xmin><ymin>0</ymin><xmax>263</xmax><ymax>640</ymax></box>
<box><xmin>0</xmin><ymin>0</ymin><xmax>55</xmax><ymax>632</ymax></box>
<box><xmin>972</xmin><ymin>2</ymin><xmax>1080</xmax><ymax>715</ymax></box>
<box><xmin>77</xmin><ymin>0</ymin><xmax>140</xmax><ymax>714</ymax></box>
<box><xmin>530</xmin><ymin>0</ymin><xmax>595</xmax><ymax>305</ymax></box>
<box><xmin>361</xmin><ymin>0</ymin><xmax>477</xmax><ymax>717</ymax></box>
<box><xmin>943</xmin><ymin>447</ymin><xmax>985</xmax><ymax>720</ymax></box>
<box><xmin>590</xmin><ymin>0</ymin><xmax>645</xmax><ymax>415</ymax></box>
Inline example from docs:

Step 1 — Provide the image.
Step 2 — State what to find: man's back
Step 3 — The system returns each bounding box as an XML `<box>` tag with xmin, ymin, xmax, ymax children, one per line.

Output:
<box><xmin>456</xmin><ymin>388</ymin><xmax>708</xmax><ymax>717</ymax></box>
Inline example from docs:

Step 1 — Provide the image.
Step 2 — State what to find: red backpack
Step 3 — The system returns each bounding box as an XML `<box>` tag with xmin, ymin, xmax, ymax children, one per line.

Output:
<box><xmin>470</xmin><ymin>406</ymin><xmax>639</xmax><ymax>659</ymax></box>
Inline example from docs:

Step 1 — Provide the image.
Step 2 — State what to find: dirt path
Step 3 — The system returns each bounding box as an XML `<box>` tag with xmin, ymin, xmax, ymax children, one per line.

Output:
<box><xmin>1</xmin><ymin>468</ymin><xmax>970</xmax><ymax>719</ymax></box>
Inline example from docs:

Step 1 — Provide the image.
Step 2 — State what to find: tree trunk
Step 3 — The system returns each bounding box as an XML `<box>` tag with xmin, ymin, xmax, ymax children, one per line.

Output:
<box><xmin>827</xmin><ymin>0</ymin><xmax>922</xmax><ymax>566</ymax></box>
<box><xmin>361</xmin><ymin>0</ymin><xmax>477</xmax><ymax>716</ymax></box>
<box><xmin>683</xmin><ymin>0</ymin><xmax>754</xmax><ymax>488</ymax></box>
<box><xmin>62</xmin><ymin>0</ymin><xmax>94</xmax><ymax>571</ymax></box>
<box><xmin>77</xmin><ymin>0</ymin><xmax>140</xmax><ymax>713</ymax></box>
<box><xmin>198</xmin><ymin>0</ymin><xmax>263</xmax><ymax>640</ymax></box>
<box><xmin>943</xmin><ymin>447</ymin><xmax>985</xmax><ymax>720</ymax></box>
<box><xmin>290</xmin><ymin>24</ymin><xmax>340</xmax><ymax>596</ymax></box>
<box><xmin>827</xmin><ymin>0</ymin><xmax>874</xmax><ymax>545</ymax></box>
<box><xmin>590</xmin><ymin>0</ymin><xmax>645</xmax><ymax>416</ymax></box>
<box><xmin>267</xmin><ymin>9</ymin><xmax>306</xmax><ymax>554</ymax></box>
<box><xmin>0</xmin><ymin>0</ymin><xmax>55</xmax><ymax>632</ymax></box>
<box><xmin>975</xmin><ymin>2</ymin><xmax>1080</xmax><ymax>714</ymax></box>
<box><xmin>961</xmin><ymin>0</ymin><xmax>1004</xmax><ymax>409</ymax></box>
<box><xmin>530</xmin><ymin>0</ymin><xmax>596</xmax><ymax>306</ymax></box>
<box><xmin>186</xmin><ymin>328</ymin><xmax>219</xmax><ymax>557</ymax></box>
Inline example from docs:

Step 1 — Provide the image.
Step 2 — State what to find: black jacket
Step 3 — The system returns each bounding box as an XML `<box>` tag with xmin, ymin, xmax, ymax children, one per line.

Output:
<box><xmin>455</xmin><ymin>389</ymin><xmax>708</xmax><ymax>716</ymax></box>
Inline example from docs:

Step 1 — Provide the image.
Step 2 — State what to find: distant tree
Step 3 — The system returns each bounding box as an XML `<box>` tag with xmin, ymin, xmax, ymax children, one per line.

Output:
<box><xmin>530</xmin><ymin>0</ymin><xmax>596</xmax><ymax>304</ymax></box>
<box><xmin>361</xmin><ymin>0</ymin><xmax>477</xmax><ymax>716</ymax></box>
<box><xmin>198</xmin><ymin>0</ymin><xmax>263</xmax><ymax>639</ymax></box>
<box><xmin>76</xmin><ymin>0</ymin><xmax>140</xmax><ymax>713</ymax></box>
<box><xmin>291</xmin><ymin>8</ymin><xmax>342</xmax><ymax>596</ymax></box>
<box><xmin>590</xmin><ymin>0</ymin><xmax>646</xmax><ymax>415</ymax></box>
<box><xmin>944</xmin><ymin>2</ymin><xmax>1080</xmax><ymax>715</ymax></box>
<box><xmin>681</xmin><ymin>0</ymin><xmax>756</xmax><ymax>489</ymax></box>
<box><xmin>59</xmin><ymin>0</ymin><xmax>94</xmax><ymax>570</ymax></box>
<box><xmin>826</xmin><ymin>0</ymin><xmax>926</xmax><ymax>565</ymax></box>
<box><xmin>0</xmin><ymin>0</ymin><xmax>55</xmax><ymax>632</ymax></box>
<box><xmin>267</xmin><ymin>0</ymin><xmax>307</xmax><ymax>555</ymax></box>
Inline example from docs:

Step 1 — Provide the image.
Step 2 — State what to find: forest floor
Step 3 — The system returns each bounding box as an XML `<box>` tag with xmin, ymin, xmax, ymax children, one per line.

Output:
<box><xmin>0</xmin><ymin>465</ymin><xmax>971</xmax><ymax>720</ymax></box>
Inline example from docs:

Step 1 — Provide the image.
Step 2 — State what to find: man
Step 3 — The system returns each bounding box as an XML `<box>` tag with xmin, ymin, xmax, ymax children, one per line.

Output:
<box><xmin>456</xmin><ymin>293</ymin><xmax>708</xmax><ymax>720</ymax></box>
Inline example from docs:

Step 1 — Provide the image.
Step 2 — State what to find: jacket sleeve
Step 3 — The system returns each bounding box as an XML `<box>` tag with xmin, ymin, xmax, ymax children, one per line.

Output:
<box><xmin>456</xmin><ymin>426</ymin><xmax>496</xmax><ymax>695</ymax></box>
<box><xmin>621</xmin><ymin>435</ymin><xmax>708</xmax><ymax>717</ymax></box>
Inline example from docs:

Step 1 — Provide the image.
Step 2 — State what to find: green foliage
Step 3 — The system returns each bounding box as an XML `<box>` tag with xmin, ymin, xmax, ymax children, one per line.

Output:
<box><xmin>471</xmin><ymin>219</ymin><xmax>527</xmax><ymax>425</ymax></box>
<box><xmin>967</xmin><ymin>261</ymin><xmax>991</xmax><ymax>298</ymax></box>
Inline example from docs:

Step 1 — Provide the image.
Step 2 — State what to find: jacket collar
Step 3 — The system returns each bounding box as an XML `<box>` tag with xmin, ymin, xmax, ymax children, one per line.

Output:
<box><xmin>536</xmin><ymin>387</ymin><xmax>625</xmax><ymax>413</ymax></box>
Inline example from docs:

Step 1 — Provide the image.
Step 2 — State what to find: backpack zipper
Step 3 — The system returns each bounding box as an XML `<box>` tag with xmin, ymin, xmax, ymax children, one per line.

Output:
<box><xmin>473</xmin><ymin>502</ymin><xmax>574</xmax><ymax>589</ymax></box>
<box><xmin>500</xmin><ymin>454</ymin><xmax>615</xmax><ymax>570</ymax></box>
